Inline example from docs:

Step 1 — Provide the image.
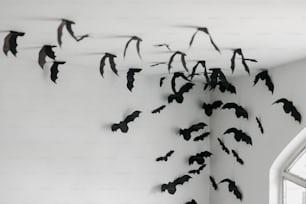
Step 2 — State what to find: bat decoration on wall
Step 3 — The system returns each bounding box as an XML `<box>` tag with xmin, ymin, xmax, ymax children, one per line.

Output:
<box><xmin>230</xmin><ymin>48</ymin><xmax>251</xmax><ymax>75</ymax></box>
<box><xmin>202</xmin><ymin>100</ymin><xmax>223</xmax><ymax>116</ymax></box>
<box><xmin>38</xmin><ymin>45</ymin><xmax>56</xmax><ymax>68</ymax></box>
<box><xmin>256</xmin><ymin>116</ymin><xmax>264</xmax><ymax>134</ymax></box>
<box><xmin>253</xmin><ymin>70</ymin><xmax>274</xmax><ymax>94</ymax></box>
<box><xmin>193</xmin><ymin>132</ymin><xmax>210</xmax><ymax>141</ymax></box>
<box><xmin>185</xmin><ymin>199</ymin><xmax>197</xmax><ymax>204</ymax></box>
<box><xmin>272</xmin><ymin>98</ymin><xmax>302</xmax><ymax>123</ymax></box>
<box><xmin>3</xmin><ymin>30</ymin><xmax>25</xmax><ymax>56</ymax></box>
<box><xmin>151</xmin><ymin>105</ymin><xmax>166</xmax><ymax>114</ymax></box>
<box><xmin>188</xmin><ymin>151</ymin><xmax>212</xmax><ymax>165</ymax></box>
<box><xmin>50</xmin><ymin>61</ymin><xmax>66</xmax><ymax>83</ymax></box>
<box><xmin>156</xmin><ymin>150</ymin><xmax>174</xmax><ymax>162</ymax></box>
<box><xmin>100</xmin><ymin>53</ymin><xmax>118</xmax><ymax>77</ymax></box>
<box><xmin>222</xmin><ymin>102</ymin><xmax>248</xmax><ymax>119</ymax></box>
<box><xmin>160</xmin><ymin>77</ymin><xmax>166</xmax><ymax>87</ymax></box>
<box><xmin>179</xmin><ymin>122</ymin><xmax>207</xmax><ymax>141</ymax></box>
<box><xmin>209</xmin><ymin>176</ymin><xmax>218</xmax><ymax>190</ymax></box>
<box><xmin>126</xmin><ymin>68</ymin><xmax>142</xmax><ymax>92</ymax></box>
<box><xmin>219</xmin><ymin>178</ymin><xmax>243</xmax><ymax>200</ymax></box>
<box><xmin>154</xmin><ymin>43</ymin><xmax>171</xmax><ymax>51</ymax></box>
<box><xmin>111</xmin><ymin>110</ymin><xmax>141</xmax><ymax>133</ymax></box>
<box><xmin>168</xmin><ymin>82</ymin><xmax>194</xmax><ymax>104</ymax></box>
<box><xmin>231</xmin><ymin>149</ymin><xmax>244</xmax><ymax>165</ymax></box>
<box><xmin>188</xmin><ymin>164</ymin><xmax>206</xmax><ymax>175</ymax></box>
<box><xmin>188</xmin><ymin>60</ymin><xmax>206</xmax><ymax>80</ymax></box>
<box><xmin>217</xmin><ymin>138</ymin><xmax>230</xmax><ymax>154</ymax></box>
<box><xmin>161</xmin><ymin>174</ymin><xmax>192</xmax><ymax>194</ymax></box>
<box><xmin>224</xmin><ymin>128</ymin><xmax>252</xmax><ymax>145</ymax></box>
<box><xmin>123</xmin><ymin>35</ymin><xmax>142</xmax><ymax>59</ymax></box>
<box><xmin>168</xmin><ymin>51</ymin><xmax>189</xmax><ymax>73</ymax></box>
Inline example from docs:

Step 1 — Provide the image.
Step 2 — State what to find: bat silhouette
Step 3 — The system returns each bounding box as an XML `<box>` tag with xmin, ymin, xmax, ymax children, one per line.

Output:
<box><xmin>189</xmin><ymin>27</ymin><xmax>221</xmax><ymax>53</ymax></box>
<box><xmin>188</xmin><ymin>164</ymin><xmax>206</xmax><ymax>175</ymax></box>
<box><xmin>50</xmin><ymin>61</ymin><xmax>66</xmax><ymax>84</ymax></box>
<box><xmin>188</xmin><ymin>60</ymin><xmax>206</xmax><ymax>80</ymax></box>
<box><xmin>179</xmin><ymin>122</ymin><xmax>207</xmax><ymax>141</ymax></box>
<box><xmin>222</xmin><ymin>102</ymin><xmax>248</xmax><ymax>119</ymax></box>
<box><xmin>219</xmin><ymin>178</ymin><xmax>243</xmax><ymax>200</ymax></box>
<box><xmin>126</xmin><ymin>68</ymin><xmax>142</xmax><ymax>92</ymax></box>
<box><xmin>273</xmin><ymin>98</ymin><xmax>302</xmax><ymax>123</ymax></box>
<box><xmin>218</xmin><ymin>80</ymin><xmax>236</xmax><ymax>94</ymax></box>
<box><xmin>253</xmin><ymin>70</ymin><xmax>274</xmax><ymax>94</ymax></box>
<box><xmin>224</xmin><ymin>128</ymin><xmax>252</xmax><ymax>145</ymax></box>
<box><xmin>217</xmin><ymin>138</ymin><xmax>230</xmax><ymax>154</ymax></box>
<box><xmin>3</xmin><ymin>31</ymin><xmax>25</xmax><ymax>56</ymax></box>
<box><xmin>193</xmin><ymin>132</ymin><xmax>210</xmax><ymax>141</ymax></box>
<box><xmin>231</xmin><ymin>149</ymin><xmax>244</xmax><ymax>165</ymax></box>
<box><xmin>256</xmin><ymin>116</ymin><xmax>264</xmax><ymax>134</ymax></box>
<box><xmin>168</xmin><ymin>51</ymin><xmax>189</xmax><ymax>73</ymax></box>
<box><xmin>160</xmin><ymin>77</ymin><xmax>166</xmax><ymax>87</ymax></box>
<box><xmin>111</xmin><ymin>110</ymin><xmax>141</xmax><ymax>133</ymax></box>
<box><xmin>154</xmin><ymin>43</ymin><xmax>171</xmax><ymax>51</ymax></box>
<box><xmin>170</xmin><ymin>72</ymin><xmax>190</xmax><ymax>93</ymax></box>
<box><xmin>188</xmin><ymin>151</ymin><xmax>212</xmax><ymax>165</ymax></box>
<box><xmin>185</xmin><ymin>199</ymin><xmax>197</xmax><ymax>204</ymax></box>
<box><xmin>230</xmin><ymin>48</ymin><xmax>251</xmax><ymax>75</ymax></box>
<box><xmin>161</xmin><ymin>174</ymin><xmax>192</xmax><ymax>194</ymax></box>
<box><xmin>123</xmin><ymin>35</ymin><xmax>142</xmax><ymax>59</ymax></box>
<box><xmin>156</xmin><ymin>150</ymin><xmax>174</xmax><ymax>162</ymax></box>
<box><xmin>209</xmin><ymin>176</ymin><xmax>218</xmax><ymax>190</ymax></box>
<box><xmin>152</xmin><ymin>105</ymin><xmax>166</xmax><ymax>114</ymax></box>
<box><xmin>202</xmin><ymin>100</ymin><xmax>223</xmax><ymax>116</ymax></box>
<box><xmin>100</xmin><ymin>53</ymin><xmax>118</xmax><ymax>77</ymax></box>
<box><xmin>38</xmin><ymin>45</ymin><xmax>56</xmax><ymax>69</ymax></box>
<box><xmin>206</xmin><ymin>68</ymin><xmax>236</xmax><ymax>94</ymax></box>
<box><xmin>168</xmin><ymin>82</ymin><xmax>194</xmax><ymax>104</ymax></box>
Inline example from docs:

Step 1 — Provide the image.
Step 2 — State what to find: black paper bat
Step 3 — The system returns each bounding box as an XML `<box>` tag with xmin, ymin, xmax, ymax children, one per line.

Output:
<box><xmin>189</xmin><ymin>27</ymin><xmax>221</xmax><ymax>53</ymax></box>
<box><xmin>111</xmin><ymin>110</ymin><xmax>141</xmax><ymax>133</ymax></box>
<box><xmin>253</xmin><ymin>70</ymin><xmax>274</xmax><ymax>94</ymax></box>
<box><xmin>217</xmin><ymin>80</ymin><xmax>237</xmax><ymax>94</ymax></box>
<box><xmin>188</xmin><ymin>164</ymin><xmax>206</xmax><ymax>174</ymax></box>
<box><xmin>188</xmin><ymin>151</ymin><xmax>212</xmax><ymax>165</ymax></box>
<box><xmin>100</xmin><ymin>53</ymin><xmax>118</xmax><ymax>77</ymax></box>
<box><xmin>219</xmin><ymin>178</ymin><xmax>243</xmax><ymax>200</ymax></box>
<box><xmin>152</xmin><ymin>105</ymin><xmax>166</xmax><ymax>114</ymax></box>
<box><xmin>206</xmin><ymin>68</ymin><xmax>236</xmax><ymax>94</ymax></box>
<box><xmin>230</xmin><ymin>48</ymin><xmax>250</xmax><ymax>75</ymax></box>
<box><xmin>168</xmin><ymin>82</ymin><xmax>194</xmax><ymax>104</ymax></box>
<box><xmin>57</xmin><ymin>19</ymin><xmax>87</xmax><ymax>47</ymax></box>
<box><xmin>273</xmin><ymin>98</ymin><xmax>302</xmax><ymax>123</ymax></box>
<box><xmin>168</xmin><ymin>51</ymin><xmax>189</xmax><ymax>73</ymax></box>
<box><xmin>222</xmin><ymin>103</ymin><xmax>248</xmax><ymax>119</ymax></box>
<box><xmin>202</xmin><ymin>100</ymin><xmax>223</xmax><ymax>116</ymax></box>
<box><xmin>224</xmin><ymin>128</ymin><xmax>252</xmax><ymax>145</ymax></box>
<box><xmin>38</xmin><ymin>45</ymin><xmax>56</xmax><ymax>68</ymax></box>
<box><xmin>231</xmin><ymin>149</ymin><xmax>244</xmax><ymax>165</ymax></box>
<box><xmin>185</xmin><ymin>199</ymin><xmax>197</xmax><ymax>204</ymax></box>
<box><xmin>193</xmin><ymin>132</ymin><xmax>210</xmax><ymax>141</ymax></box>
<box><xmin>179</xmin><ymin>122</ymin><xmax>207</xmax><ymax>141</ymax></box>
<box><xmin>123</xmin><ymin>35</ymin><xmax>142</xmax><ymax>59</ymax></box>
<box><xmin>3</xmin><ymin>31</ymin><xmax>25</xmax><ymax>56</ymax></box>
<box><xmin>156</xmin><ymin>150</ymin><xmax>174</xmax><ymax>162</ymax></box>
<box><xmin>160</xmin><ymin>77</ymin><xmax>166</xmax><ymax>87</ymax></box>
<box><xmin>50</xmin><ymin>61</ymin><xmax>66</xmax><ymax>83</ymax></box>
<box><xmin>256</xmin><ymin>116</ymin><xmax>264</xmax><ymax>134</ymax></box>
<box><xmin>154</xmin><ymin>43</ymin><xmax>171</xmax><ymax>51</ymax></box>
<box><xmin>209</xmin><ymin>176</ymin><xmax>218</xmax><ymax>190</ymax></box>
<box><xmin>161</xmin><ymin>174</ymin><xmax>192</xmax><ymax>194</ymax></box>
<box><xmin>188</xmin><ymin>60</ymin><xmax>206</xmax><ymax>80</ymax></box>
<box><xmin>126</xmin><ymin>68</ymin><xmax>142</xmax><ymax>91</ymax></box>
<box><xmin>217</xmin><ymin>138</ymin><xmax>230</xmax><ymax>154</ymax></box>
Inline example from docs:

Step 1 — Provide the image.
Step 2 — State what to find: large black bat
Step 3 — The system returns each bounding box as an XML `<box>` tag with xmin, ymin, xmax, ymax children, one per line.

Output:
<box><xmin>231</xmin><ymin>149</ymin><xmax>244</xmax><ymax>165</ymax></box>
<box><xmin>179</xmin><ymin>122</ymin><xmax>207</xmax><ymax>141</ymax></box>
<box><xmin>224</xmin><ymin>128</ymin><xmax>252</xmax><ymax>145</ymax></box>
<box><xmin>256</xmin><ymin>116</ymin><xmax>264</xmax><ymax>134</ymax></box>
<box><xmin>202</xmin><ymin>100</ymin><xmax>223</xmax><ymax>116</ymax></box>
<box><xmin>209</xmin><ymin>176</ymin><xmax>218</xmax><ymax>190</ymax></box>
<box><xmin>230</xmin><ymin>48</ymin><xmax>251</xmax><ymax>75</ymax></box>
<box><xmin>217</xmin><ymin>138</ymin><xmax>230</xmax><ymax>154</ymax></box>
<box><xmin>222</xmin><ymin>102</ymin><xmax>248</xmax><ymax>119</ymax></box>
<box><xmin>185</xmin><ymin>199</ymin><xmax>197</xmax><ymax>204</ymax></box>
<box><xmin>168</xmin><ymin>51</ymin><xmax>189</xmax><ymax>73</ymax></box>
<box><xmin>50</xmin><ymin>61</ymin><xmax>66</xmax><ymax>84</ymax></box>
<box><xmin>38</xmin><ymin>45</ymin><xmax>56</xmax><ymax>69</ymax></box>
<box><xmin>111</xmin><ymin>111</ymin><xmax>141</xmax><ymax>133</ymax></box>
<box><xmin>188</xmin><ymin>164</ymin><xmax>206</xmax><ymax>175</ymax></box>
<box><xmin>219</xmin><ymin>178</ymin><xmax>243</xmax><ymax>200</ymax></box>
<box><xmin>189</xmin><ymin>27</ymin><xmax>221</xmax><ymax>53</ymax></box>
<box><xmin>151</xmin><ymin>105</ymin><xmax>166</xmax><ymax>114</ymax></box>
<box><xmin>193</xmin><ymin>132</ymin><xmax>210</xmax><ymax>141</ymax></box>
<box><xmin>253</xmin><ymin>70</ymin><xmax>274</xmax><ymax>94</ymax></box>
<box><xmin>168</xmin><ymin>82</ymin><xmax>194</xmax><ymax>104</ymax></box>
<box><xmin>3</xmin><ymin>31</ymin><xmax>25</xmax><ymax>56</ymax></box>
<box><xmin>126</xmin><ymin>68</ymin><xmax>142</xmax><ymax>92</ymax></box>
<box><xmin>161</xmin><ymin>174</ymin><xmax>192</xmax><ymax>194</ymax></box>
<box><xmin>156</xmin><ymin>150</ymin><xmax>174</xmax><ymax>162</ymax></box>
<box><xmin>100</xmin><ymin>53</ymin><xmax>118</xmax><ymax>77</ymax></box>
<box><xmin>188</xmin><ymin>151</ymin><xmax>212</xmax><ymax>165</ymax></box>
<box><xmin>273</xmin><ymin>98</ymin><xmax>302</xmax><ymax>123</ymax></box>
<box><xmin>123</xmin><ymin>35</ymin><xmax>142</xmax><ymax>59</ymax></box>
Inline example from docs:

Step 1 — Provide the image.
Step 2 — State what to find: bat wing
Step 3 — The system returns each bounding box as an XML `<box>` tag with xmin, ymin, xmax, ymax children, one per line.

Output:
<box><xmin>231</xmin><ymin>150</ymin><xmax>244</xmax><ymax>165</ymax></box>
<box><xmin>208</xmin><ymin>33</ymin><xmax>221</xmax><ymax>53</ymax></box>
<box><xmin>99</xmin><ymin>55</ymin><xmax>107</xmax><ymax>78</ymax></box>
<box><xmin>123</xmin><ymin>38</ymin><xmax>133</xmax><ymax>58</ymax></box>
<box><xmin>8</xmin><ymin>34</ymin><xmax>18</xmax><ymax>56</ymax></box>
<box><xmin>3</xmin><ymin>33</ymin><xmax>11</xmax><ymax>56</ymax></box>
<box><xmin>209</xmin><ymin>176</ymin><xmax>218</xmax><ymax>190</ymax></box>
<box><xmin>180</xmin><ymin>54</ymin><xmax>189</xmax><ymax>72</ymax></box>
<box><xmin>76</xmin><ymin>34</ymin><xmax>89</xmax><ymax>42</ymax></box>
<box><xmin>200</xmin><ymin>151</ymin><xmax>213</xmax><ymax>158</ymax></box>
<box><xmin>168</xmin><ymin>52</ymin><xmax>177</xmax><ymax>73</ymax></box>
<box><xmin>256</xmin><ymin>116</ymin><xmax>264</xmax><ymax>134</ymax></box>
<box><xmin>189</xmin><ymin>62</ymin><xmax>199</xmax><ymax>80</ymax></box>
<box><xmin>160</xmin><ymin>77</ymin><xmax>166</xmax><ymax>87</ymax></box>
<box><xmin>152</xmin><ymin>105</ymin><xmax>166</xmax><ymax>114</ymax></box>
<box><xmin>45</xmin><ymin>46</ymin><xmax>56</xmax><ymax>59</ymax></box>
<box><xmin>165</xmin><ymin>150</ymin><xmax>175</xmax><ymax>158</ymax></box>
<box><xmin>241</xmin><ymin>57</ymin><xmax>250</xmax><ymax>75</ymax></box>
<box><xmin>136</xmin><ymin>39</ymin><xmax>142</xmax><ymax>59</ymax></box>
<box><xmin>126</xmin><ymin>68</ymin><xmax>142</xmax><ymax>91</ymax></box>
<box><xmin>189</xmin><ymin>30</ymin><xmax>198</xmax><ymax>47</ymax></box>
<box><xmin>57</xmin><ymin>21</ymin><xmax>65</xmax><ymax>47</ymax></box>
<box><xmin>220</xmin><ymin>178</ymin><xmax>232</xmax><ymax>184</ymax></box>
<box><xmin>173</xmin><ymin>175</ymin><xmax>192</xmax><ymax>186</ymax></box>
<box><xmin>177</xmin><ymin>82</ymin><xmax>194</xmax><ymax>95</ymax></box>
<box><xmin>124</xmin><ymin>111</ymin><xmax>141</xmax><ymax>124</ymax></box>
<box><xmin>217</xmin><ymin>138</ymin><xmax>230</xmax><ymax>154</ymax></box>
<box><xmin>50</xmin><ymin>63</ymin><xmax>59</xmax><ymax>83</ymax></box>
<box><xmin>230</xmin><ymin>50</ymin><xmax>237</xmax><ymax>73</ymax></box>
<box><xmin>111</xmin><ymin>123</ymin><xmax>121</xmax><ymax>132</ymax></box>
<box><xmin>254</xmin><ymin>70</ymin><xmax>274</xmax><ymax>93</ymax></box>
<box><xmin>65</xmin><ymin>22</ymin><xmax>78</xmax><ymax>40</ymax></box>
<box><xmin>38</xmin><ymin>46</ymin><xmax>47</xmax><ymax>68</ymax></box>
<box><xmin>108</xmin><ymin>56</ymin><xmax>119</xmax><ymax>76</ymax></box>
<box><xmin>189</xmin><ymin>122</ymin><xmax>207</xmax><ymax>132</ymax></box>
<box><xmin>156</xmin><ymin>156</ymin><xmax>165</xmax><ymax>162</ymax></box>
<box><xmin>212</xmin><ymin>100</ymin><xmax>223</xmax><ymax>109</ymax></box>
<box><xmin>193</xmin><ymin>132</ymin><xmax>210</xmax><ymax>141</ymax></box>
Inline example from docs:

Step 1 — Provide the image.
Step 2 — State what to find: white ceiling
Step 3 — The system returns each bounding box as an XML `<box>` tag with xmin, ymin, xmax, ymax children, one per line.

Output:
<box><xmin>0</xmin><ymin>0</ymin><xmax>306</xmax><ymax>76</ymax></box>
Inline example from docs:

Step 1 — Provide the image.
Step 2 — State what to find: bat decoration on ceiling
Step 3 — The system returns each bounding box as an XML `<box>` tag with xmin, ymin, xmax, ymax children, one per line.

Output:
<box><xmin>185</xmin><ymin>199</ymin><xmax>197</xmax><ymax>204</ymax></box>
<box><xmin>111</xmin><ymin>110</ymin><xmax>141</xmax><ymax>133</ymax></box>
<box><xmin>209</xmin><ymin>176</ymin><xmax>218</xmax><ymax>190</ymax></box>
<box><xmin>161</xmin><ymin>174</ymin><xmax>192</xmax><ymax>194</ymax></box>
<box><xmin>219</xmin><ymin>178</ymin><xmax>243</xmax><ymax>200</ymax></box>
<box><xmin>230</xmin><ymin>48</ymin><xmax>251</xmax><ymax>75</ymax></box>
<box><xmin>193</xmin><ymin>132</ymin><xmax>210</xmax><ymax>141</ymax></box>
<box><xmin>217</xmin><ymin>138</ymin><xmax>230</xmax><ymax>154</ymax></box>
<box><xmin>202</xmin><ymin>100</ymin><xmax>223</xmax><ymax>116</ymax></box>
<box><xmin>168</xmin><ymin>51</ymin><xmax>189</xmax><ymax>73</ymax></box>
<box><xmin>126</xmin><ymin>68</ymin><xmax>142</xmax><ymax>92</ymax></box>
<box><xmin>256</xmin><ymin>116</ymin><xmax>264</xmax><ymax>134</ymax></box>
<box><xmin>188</xmin><ymin>151</ymin><xmax>212</xmax><ymax>165</ymax></box>
<box><xmin>188</xmin><ymin>164</ymin><xmax>206</xmax><ymax>175</ymax></box>
<box><xmin>154</xmin><ymin>43</ymin><xmax>171</xmax><ymax>51</ymax></box>
<box><xmin>123</xmin><ymin>35</ymin><xmax>142</xmax><ymax>59</ymax></box>
<box><xmin>272</xmin><ymin>98</ymin><xmax>302</xmax><ymax>123</ymax></box>
<box><xmin>231</xmin><ymin>149</ymin><xmax>244</xmax><ymax>165</ymax></box>
<box><xmin>205</xmin><ymin>68</ymin><xmax>236</xmax><ymax>94</ymax></box>
<box><xmin>179</xmin><ymin>122</ymin><xmax>207</xmax><ymax>141</ymax></box>
<box><xmin>100</xmin><ymin>52</ymin><xmax>118</xmax><ymax>77</ymax></box>
<box><xmin>3</xmin><ymin>30</ymin><xmax>25</xmax><ymax>56</ymax></box>
<box><xmin>168</xmin><ymin>82</ymin><xmax>194</xmax><ymax>104</ymax></box>
<box><xmin>38</xmin><ymin>45</ymin><xmax>56</xmax><ymax>69</ymax></box>
<box><xmin>224</xmin><ymin>127</ymin><xmax>252</xmax><ymax>145</ymax></box>
<box><xmin>50</xmin><ymin>61</ymin><xmax>66</xmax><ymax>84</ymax></box>
<box><xmin>222</xmin><ymin>102</ymin><xmax>248</xmax><ymax>119</ymax></box>
<box><xmin>253</xmin><ymin>70</ymin><xmax>274</xmax><ymax>94</ymax></box>
<box><xmin>156</xmin><ymin>150</ymin><xmax>174</xmax><ymax>162</ymax></box>
<box><xmin>159</xmin><ymin>77</ymin><xmax>166</xmax><ymax>87</ymax></box>
<box><xmin>151</xmin><ymin>105</ymin><xmax>166</xmax><ymax>114</ymax></box>
<box><xmin>188</xmin><ymin>60</ymin><xmax>206</xmax><ymax>80</ymax></box>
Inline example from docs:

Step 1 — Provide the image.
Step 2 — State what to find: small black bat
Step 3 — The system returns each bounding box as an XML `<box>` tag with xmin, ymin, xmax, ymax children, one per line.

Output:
<box><xmin>188</xmin><ymin>151</ymin><xmax>212</xmax><ymax>165</ymax></box>
<box><xmin>151</xmin><ymin>105</ymin><xmax>166</xmax><ymax>114</ymax></box>
<box><xmin>168</xmin><ymin>51</ymin><xmax>189</xmax><ymax>73</ymax></box>
<box><xmin>209</xmin><ymin>176</ymin><xmax>218</xmax><ymax>190</ymax></box>
<box><xmin>168</xmin><ymin>82</ymin><xmax>194</xmax><ymax>104</ymax></box>
<box><xmin>185</xmin><ymin>199</ymin><xmax>197</xmax><ymax>204</ymax></box>
<box><xmin>100</xmin><ymin>52</ymin><xmax>118</xmax><ymax>77</ymax></box>
<box><xmin>231</xmin><ymin>149</ymin><xmax>244</xmax><ymax>165</ymax></box>
<box><xmin>224</xmin><ymin>128</ymin><xmax>252</xmax><ymax>145</ymax></box>
<box><xmin>160</xmin><ymin>77</ymin><xmax>166</xmax><ymax>87</ymax></box>
<box><xmin>253</xmin><ymin>70</ymin><xmax>274</xmax><ymax>94</ymax></box>
<box><xmin>38</xmin><ymin>45</ymin><xmax>56</xmax><ymax>69</ymax></box>
<box><xmin>256</xmin><ymin>116</ymin><xmax>264</xmax><ymax>134</ymax></box>
<box><xmin>189</xmin><ymin>27</ymin><xmax>221</xmax><ymax>53</ymax></box>
<box><xmin>230</xmin><ymin>48</ymin><xmax>250</xmax><ymax>75</ymax></box>
<box><xmin>161</xmin><ymin>174</ymin><xmax>192</xmax><ymax>194</ymax></box>
<box><xmin>50</xmin><ymin>61</ymin><xmax>66</xmax><ymax>83</ymax></box>
<box><xmin>126</xmin><ymin>68</ymin><xmax>142</xmax><ymax>92</ymax></box>
<box><xmin>111</xmin><ymin>111</ymin><xmax>141</xmax><ymax>133</ymax></box>
<box><xmin>217</xmin><ymin>138</ymin><xmax>230</xmax><ymax>154</ymax></box>
<box><xmin>179</xmin><ymin>122</ymin><xmax>207</xmax><ymax>141</ymax></box>
<box><xmin>193</xmin><ymin>132</ymin><xmax>210</xmax><ymax>141</ymax></box>
<box><xmin>273</xmin><ymin>98</ymin><xmax>301</xmax><ymax>123</ymax></box>
<box><xmin>188</xmin><ymin>164</ymin><xmax>206</xmax><ymax>174</ymax></box>
<box><xmin>222</xmin><ymin>103</ymin><xmax>248</xmax><ymax>119</ymax></box>
<box><xmin>156</xmin><ymin>150</ymin><xmax>174</xmax><ymax>162</ymax></box>
<box><xmin>123</xmin><ymin>35</ymin><xmax>142</xmax><ymax>59</ymax></box>
<box><xmin>3</xmin><ymin>31</ymin><xmax>25</xmax><ymax>56</ymax></box>
<box><xmin>202</xmin><ymin>100</ymin><xmax>223</xmax><ymax>116</ymax></box>
<box><xmin>219</xmin><ymin>178</ymin><xmax>243</xmax><ymax>200</ymax></box>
